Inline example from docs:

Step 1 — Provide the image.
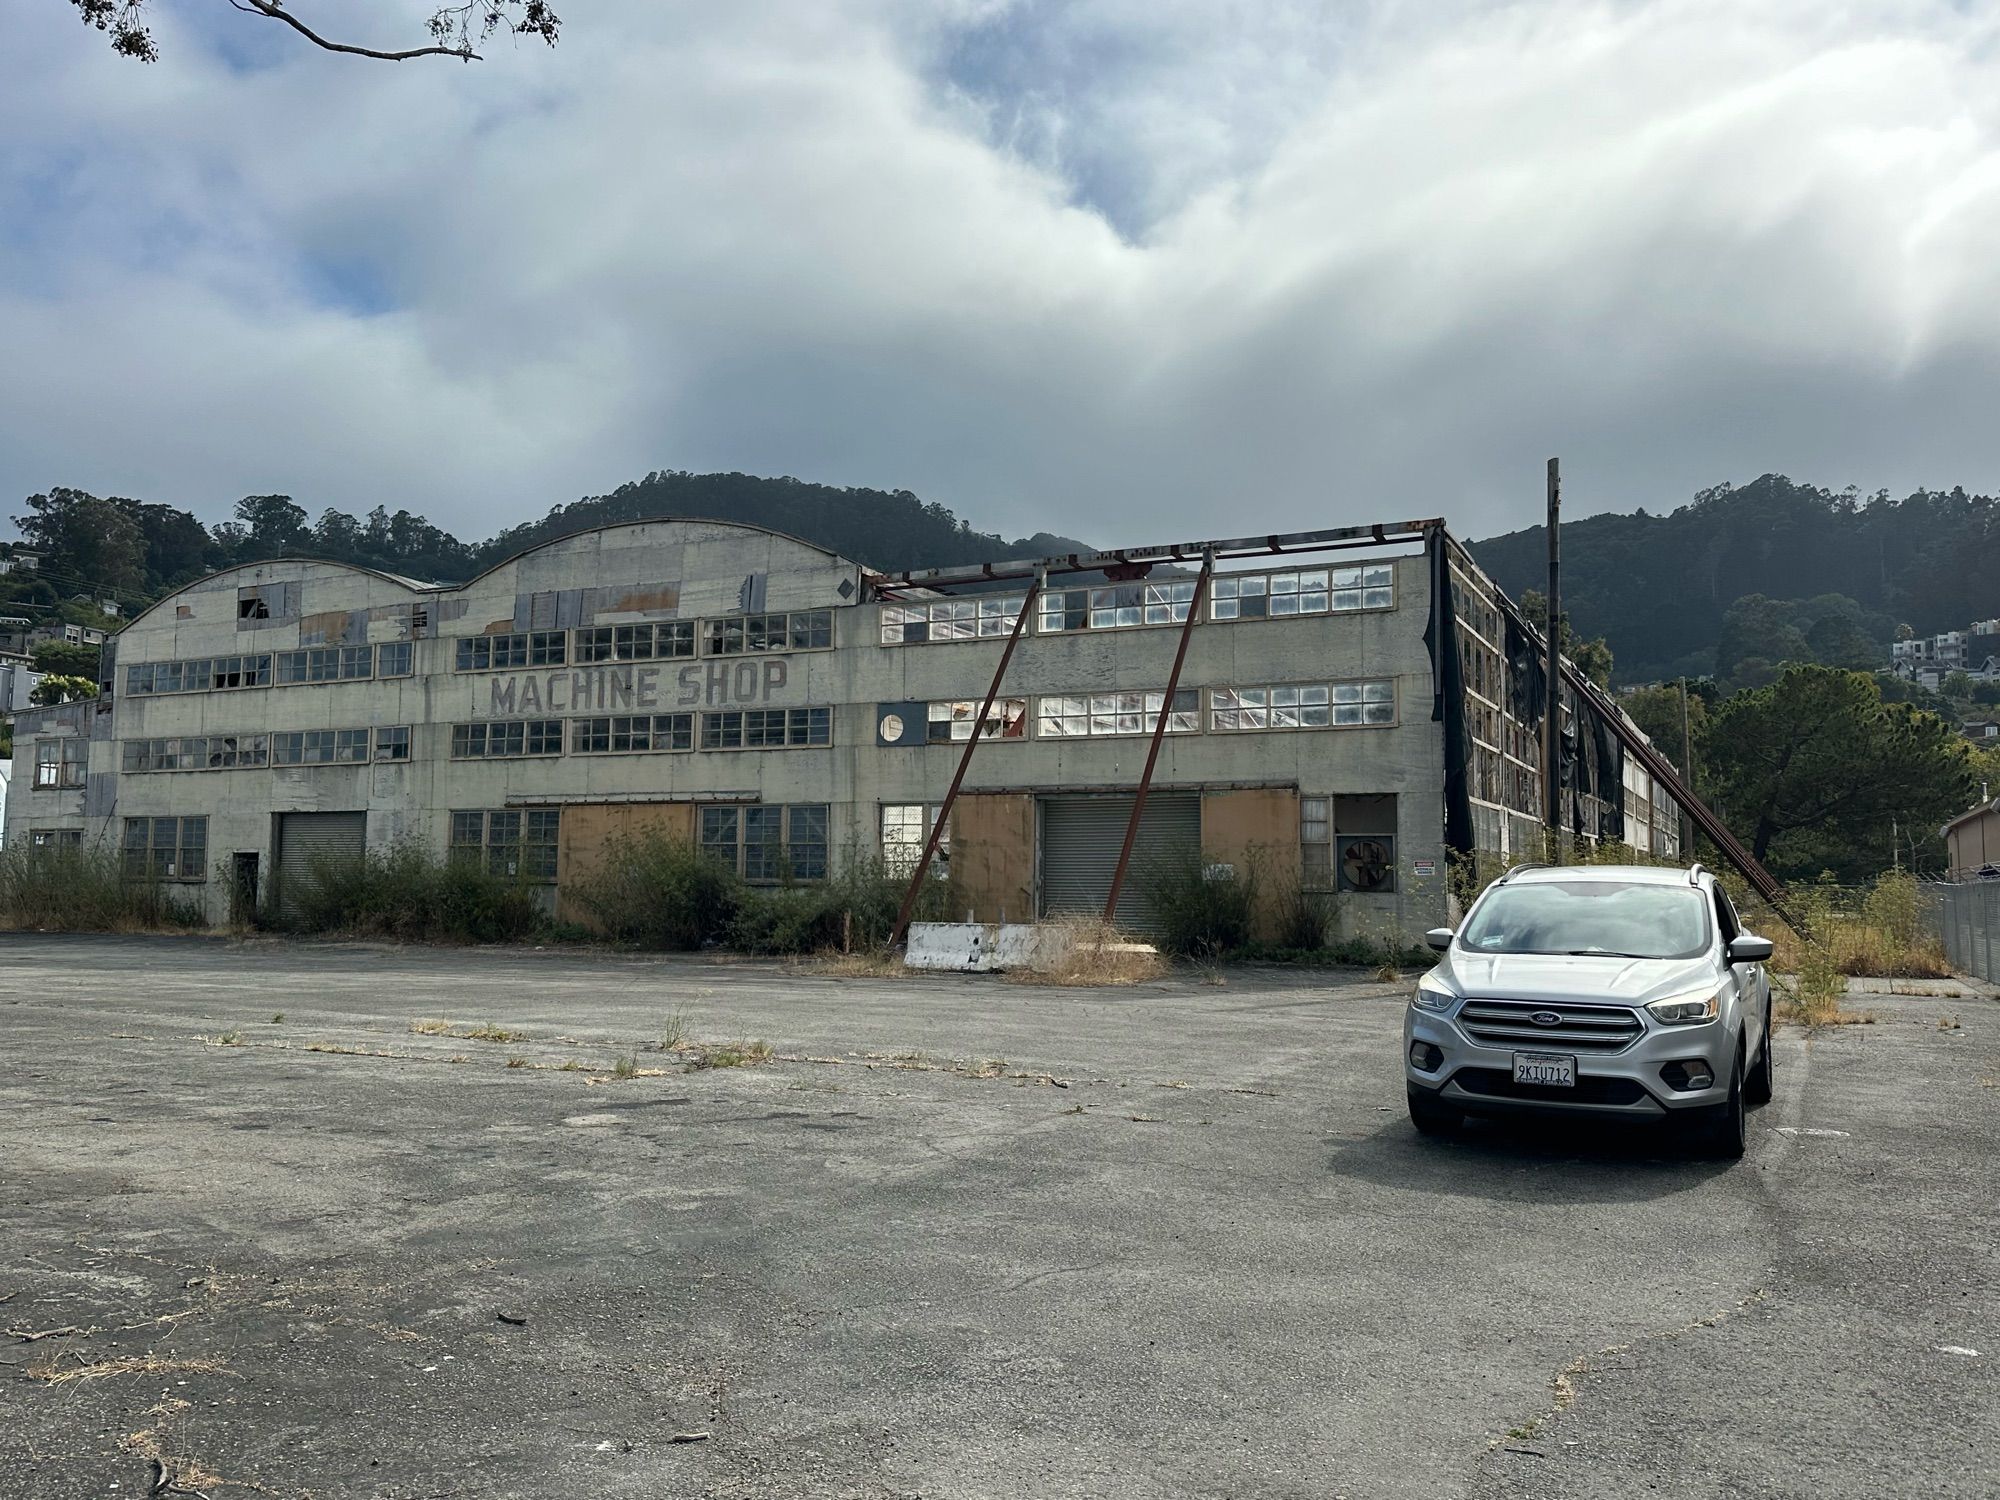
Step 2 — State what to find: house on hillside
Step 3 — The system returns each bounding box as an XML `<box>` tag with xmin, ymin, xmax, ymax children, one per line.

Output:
<box><xmin>1943</xmin><ymin>798</ymin><xmax>2000</xmax><ymax>878</ymax></box>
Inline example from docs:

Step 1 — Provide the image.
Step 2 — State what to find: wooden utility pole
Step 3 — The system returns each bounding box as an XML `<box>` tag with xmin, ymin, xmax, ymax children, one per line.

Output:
<box><xmin>1543</xmin><ymin>457</ymin><xmax>1563</xmax><ymax>861</ymax></box>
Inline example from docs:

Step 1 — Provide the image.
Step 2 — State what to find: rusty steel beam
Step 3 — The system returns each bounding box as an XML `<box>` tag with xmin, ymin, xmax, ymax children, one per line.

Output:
<box><xmin>1101</xmin><ymin>552</ymin><xmax>1216</xmax><ymax>927</ymax></box>
<box><xmin>866</xmin><ymin>519</ymin><xmax>1440</xmax><ymax>597</ymax></box>
<box><xmin>886</xmin><ymin>575</ymin><xmax>1044</xmax><ymax>951</ymax></box>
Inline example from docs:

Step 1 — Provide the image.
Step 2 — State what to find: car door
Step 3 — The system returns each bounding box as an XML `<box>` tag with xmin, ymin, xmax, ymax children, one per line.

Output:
<box><xmin>1713</xmin><ymin>887</ymin><xmax>1766</xmax><ymax>1051</ymax></box>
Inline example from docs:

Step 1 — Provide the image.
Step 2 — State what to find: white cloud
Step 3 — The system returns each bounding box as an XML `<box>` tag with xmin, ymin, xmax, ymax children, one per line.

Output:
<box><xmin>1</xmin><ymin>0</ymin><xmax>1997</xmax><ymax>547</ymax></box>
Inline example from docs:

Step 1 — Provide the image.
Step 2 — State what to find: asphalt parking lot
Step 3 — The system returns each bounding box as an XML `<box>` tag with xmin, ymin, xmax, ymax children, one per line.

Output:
<box><xmin>1</xmin><ymin>935</ymin><xmax>1995</xmax><ymax>1500</ymax></box>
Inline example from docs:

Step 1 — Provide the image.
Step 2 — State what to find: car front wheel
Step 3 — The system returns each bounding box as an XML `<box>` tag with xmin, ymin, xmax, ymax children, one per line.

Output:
<box><xmin>1693</xmin><ymin>1044</ymin><xmax>1747</xmax><ymax>1160</ymax></box>
<box><xmin>1744</xmin><ymin>1002</ymin><xmax>1774</xmax><ymax>1107</ymax></box>
<box><xmin>1408</xmin><ymin>1086</ymin><xmax>1463</xmax><ymax>1137</ymax></box>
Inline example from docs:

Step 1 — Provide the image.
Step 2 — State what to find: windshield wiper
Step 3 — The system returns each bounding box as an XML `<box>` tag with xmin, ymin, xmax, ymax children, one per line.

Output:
<box><xmin>1563</xmin><ymin>948</ymin><xmax>1650</xmax><ymax>959</ymax></box>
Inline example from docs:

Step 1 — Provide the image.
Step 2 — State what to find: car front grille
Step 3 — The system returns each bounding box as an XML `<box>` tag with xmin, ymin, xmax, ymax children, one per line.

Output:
<box><xmin>1456</xmin><ymin>998</ymin><xmax>1643</xmax><ymax>1053</ymax></box>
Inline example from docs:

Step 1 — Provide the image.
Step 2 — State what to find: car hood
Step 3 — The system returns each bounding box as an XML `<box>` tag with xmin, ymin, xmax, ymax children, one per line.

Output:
<box><xmin>1442</xmin><ymin>951</ymin><xmax>1714</xmax><ymax>1005</ymax></box>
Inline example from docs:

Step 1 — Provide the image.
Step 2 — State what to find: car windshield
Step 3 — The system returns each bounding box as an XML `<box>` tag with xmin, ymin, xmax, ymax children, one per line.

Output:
<box><xmin>1458</xmin><ymin>880</ymin><xmax>1711</xmax><ymax>960</ymax></box>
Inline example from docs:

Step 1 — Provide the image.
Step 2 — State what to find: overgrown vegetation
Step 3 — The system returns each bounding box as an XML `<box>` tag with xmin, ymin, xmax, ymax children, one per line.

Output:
<box><xmin>278</xmin><ymin>843</ymin><xmax>542</xmax><ymax>944</ymax></box>
<box><xmin>1003</xmin><ymin>917</ymin><xmax>1168</xmax><ymax>987</ymax></box>
<box><xmin>575</xmin><ymin>834</ymin><xmax>959</xmax><ymax>956</ymax></box>
<box><xmin>1138</xmin><ymin>847</ymin><xmax>1431</xmax><ymax>969</ymax></box>
<box><xmin>0</xmin><ymin>846</ymin><xmax>207</xmax><ymax>932</ymax></box>
<box><xmin>1768</xmin><ymin>872</ymin><xmax>1950</xmax><ymax>991</ymax></box>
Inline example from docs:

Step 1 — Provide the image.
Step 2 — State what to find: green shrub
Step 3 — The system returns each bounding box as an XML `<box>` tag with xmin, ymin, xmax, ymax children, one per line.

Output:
<box><xmin>572</xmin><ymin>832</ymin><xmax>744</xmax><ymax>950</ymax></box>
<box><xmin>281</xmin><ymin>842</ymin><xmax>541</xmax><ymax>944</ymax></box>
<box><xmin>0</xmin><ymin>846</ymin><xmax>207</xmax><ymax>932</ymax></box>
<box><xmin>1139</xmin><ymin>847</ymin><xmax>1257</xmax><ymax>959</ymax></box>
<box><xmin>728</xmin><ymin>853</ymin><xmax>960</xmax><ymax>956</ymax></box>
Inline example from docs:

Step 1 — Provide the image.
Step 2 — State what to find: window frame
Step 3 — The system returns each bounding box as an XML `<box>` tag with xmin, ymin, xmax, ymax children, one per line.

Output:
<box><xmin>569</xmin><ymin>713</ymin><xmax>696</xmax><ymax>754</ymax></box>
<box><xmin>121</xmin><ymin>815</ymin><xmax>208</xmax><ymax>883</ymax></box>
<box><xmin>1034</xmin><ymin>690</ymin><xmax>1199</xmax><ymax>739</ymax></box>
<box><xmin>449</xmin><ymin>719</ymin><xmax>564</xmax><ymax>759</ymax></box>
<box><xmin>700</xmin><ymin>803</ymin><xmax>829</xmax><ymax>883</ymax></box>
<box><xmin>700</xmin><ymin>707</ymin><xmax>833</xmax><ymax>750</ymax></box>
<box><xmin>1208</xmin><ymin>678</ymin><xmax>1396</xmax><ymax>732</ymax></box>
<box><xmin>34</xmin><ymin>738</ymin><xmax>86</xmax><ymax>789</ymax></box>
<box><xmin>448</xmin><ymin>808</ymin><xmax>559</xmax><ymax>882</ymax></box>
<box><xmin>704</xmin><ymin>609</ymin><xmax>834</xmax><ymax>656</ymax></box>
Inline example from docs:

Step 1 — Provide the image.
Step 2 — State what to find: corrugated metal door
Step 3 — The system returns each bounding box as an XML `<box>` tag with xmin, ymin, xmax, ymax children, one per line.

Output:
<box><xmin>1039</xmin><ymin>793</ymin><xmax>1200</xmax><ymax>933</ymax></box>
<box><xmin>276</xmin><ymin>811</ymin><xmax>367</xmax><ymax>919</ymax></box>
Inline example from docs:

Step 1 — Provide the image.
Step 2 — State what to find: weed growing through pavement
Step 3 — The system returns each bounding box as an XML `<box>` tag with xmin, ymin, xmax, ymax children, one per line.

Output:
<box><xmin>611</xmin><ymin>1054</ymin><xmax>639</xmax><ymax>1080</ymax></box>
<box><xmin>207</xmin><ymin>1031</ymin><xmax>242</xmax><ymax>1047</ymax></box>
<box><xmin>689</xmin><ymin>1040</ymin><xmax>774</xmax><ymax>1070</ymax></box>
<box><xmin>505</xmin><ymin>1056</ymin><xmax>528</xmax><ymax>1069</ymax></box>
<box><xmin>269</xmin><ymin>1013</ymin><xmax>284</xmax><ymax>1024</ymax></box>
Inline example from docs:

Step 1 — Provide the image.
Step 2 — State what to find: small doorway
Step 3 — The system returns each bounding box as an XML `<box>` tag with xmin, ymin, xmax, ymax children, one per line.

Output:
<box><xmin>231</xmin><ymin>852</ymin><xmax>261</xmax><ymax>926</ymax></box>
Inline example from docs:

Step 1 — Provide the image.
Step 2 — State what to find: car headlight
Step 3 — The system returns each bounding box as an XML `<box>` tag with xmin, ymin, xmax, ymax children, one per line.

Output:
<box><xmin>1647</xmin><ymin>990</ymin><xmax>1720</xmax><ymax>1026</ymax></box>
<box><xmin>1412</xmin><ymin>975</ymin><xmax>1456</xmax><ymax>1012</ymax></box>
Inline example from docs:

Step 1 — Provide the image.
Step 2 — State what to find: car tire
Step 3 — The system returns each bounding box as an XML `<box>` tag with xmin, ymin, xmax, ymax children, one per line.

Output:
<box><xmin>1694</xmin><ymin>1045</ymin><xmax>1747</xmax><ymax>1160</ymax></box>
<box><xmin>1744</xmin><ymin>1003</ymin><xmax>1774</xmax><ymax>1107</ymax></box>
<box><xmin>1407</xmin><ymin>1086</ymin><xmax>1462</xmax><ymax>1137</ymax></box>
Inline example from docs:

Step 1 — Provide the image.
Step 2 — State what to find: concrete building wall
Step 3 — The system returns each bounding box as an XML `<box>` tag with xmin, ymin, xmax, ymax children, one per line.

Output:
<box><xmin>5</xmin><ymin>519</ymin><xmax>1454</xmax><ymax>936</ymax></box>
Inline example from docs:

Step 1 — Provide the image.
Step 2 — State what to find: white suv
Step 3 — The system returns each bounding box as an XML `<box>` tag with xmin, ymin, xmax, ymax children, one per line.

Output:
<box><xmin>1403</xmin><ymin>863</ymin><xmax>1775</xmax><ymax>1158</ymax></box>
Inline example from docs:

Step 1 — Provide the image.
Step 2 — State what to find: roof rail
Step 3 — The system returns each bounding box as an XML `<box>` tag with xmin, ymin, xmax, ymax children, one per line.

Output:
<box><xmin>1686</xmin><ymin>863</ymin><xmax>1707</xmax><ymax>886</ymax></box>
<box><xmin>1498</xmin><ymin>862</ymin><xmax>1549</xmax><ymax>883</ymax></box>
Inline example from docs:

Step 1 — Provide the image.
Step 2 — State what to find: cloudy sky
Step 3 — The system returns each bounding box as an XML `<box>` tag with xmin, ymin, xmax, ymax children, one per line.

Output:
<box><xmin>4</xmin><ymin>0</ymin><xmax>1998</xmax><ymax>548</ymax></box>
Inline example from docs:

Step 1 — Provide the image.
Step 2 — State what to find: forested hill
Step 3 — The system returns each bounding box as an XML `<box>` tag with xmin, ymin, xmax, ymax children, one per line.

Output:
<box><xmin>2</xmin><ymin>472</ymin><xmax>1095</xmax><ymax>627</ymax></box>
<box><xmin>482</xmin><ymin>471</ymin><xmax>1089</xmax><ymax>575</ymax></box>
<box><xmin>1467</xmin><ymin>474</ymin><xmax>2000</xmax><ymax>684</ymax></box>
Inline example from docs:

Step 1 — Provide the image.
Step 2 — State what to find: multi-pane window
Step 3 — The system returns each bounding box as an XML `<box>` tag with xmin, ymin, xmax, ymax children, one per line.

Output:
<box><xmin>449</xmin><ymin>809</ymin><xmax>559</xmax><ymax>881</ymax></box>
<box><xmin>271</xmin><ymin>729</ymin><xmax>371</xmax><ymax>765</ymax></box>
<box><xmin>1210</xmin><ymin>680</ymin><xmax>1395</xmax><ymax>730</ymax></box>
<box><xmin>927</xmin><ymin>699</ymin><xmax>1027</xmax><ymax>742</ymax></box>
<box><xmin>881</xmin><ymin>596</ymin><xmax>1025</xmax><ymax>644</ymax></box>
<box><xmin>1302</xmin><ymin>797</ymin><xmax>1333</xmax><ymax>888</ymax></box>
<box><xmin>881</xmin><ymin>804</ymin><xmax>946</xmax><ymax>874</ymax></box>
<box><xmin>450</xmin><ymin>720</ymin><xmax>563</xmax><ymax>758</ymax></box>
<box><xmin>705</xmin><ymin>609</ymin><xmax>833</xmax><ymax>655</ymax></box>
<box><xmin>700</xmin><ymin>804</ymin><xmax>829</xmax><ymax>881</ymax></box>
<box><xmin>374</xmin><ymin>726</ymin><xmax>412</xmax><ymax>761</ymax></box>
<box><xmin>29</xmin><ymin>829</ymin><xmax>83</xmax><ymax>852</ymax></box>
<box><xmin>377</xmin><ymin>641</ymin><xmax>414</xmax><ymax>677</ymax></box>
<box><xmin>34</xmin><ymin>739</ymin><xmax>87</xmax><ymax>789</ymax></box>
<box><xmin>125</xmin><ymin>655</ymin><xmax>272</xmax><ymax>695</ymax></box>
<box><xmin>276</xmin><ymin>646</ymin><xmax>374</xmax><ymax>684</ymax></box>
<box><xmin>123</xmin><ymin>735</ymin><xmax>270</xmax><ymax>772</ymax></box>
<box><xmin>121</xmin><ymin>815</ymin><xmax>207</xmax><ymax>882</ymax></box>
<box><xmin>570</xmin><ymin>714</ymin><xmax>695</xmax><ymax>753</ymax></box>
<box><xmin>700</xmin><ymin>707</ymin><xmax>832</xmax><ymax>749</ymax></box>
<box><xmin>1038</xmin><ymin>581</ymin><xmax>1195</xmax><ymax>634</ymax></box>
<box><xmin>1210</xmin><ymin>564</ymin><xmax>1394</xmax><ymax>620</ymax></box>
<box><xmin>574</xmin><ymin>622</ymin><xmax>696</xmax><ymax>662</ymax></box>
<box><xmin>454</xmin><ymin>632</ymin><xmax>566</xmax><ymax>671</ymax></box>
<box><xmin>1035</xmin><ymin>690</ymin><xmax>1199</xmax><ymax>738</ymax></box>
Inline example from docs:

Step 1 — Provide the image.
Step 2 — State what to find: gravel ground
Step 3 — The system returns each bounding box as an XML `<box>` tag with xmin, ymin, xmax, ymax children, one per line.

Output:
<box><xmin>0</xmin><ymin>935</ymin><xmax>1993</xmax><ymax>1499</ymax></box>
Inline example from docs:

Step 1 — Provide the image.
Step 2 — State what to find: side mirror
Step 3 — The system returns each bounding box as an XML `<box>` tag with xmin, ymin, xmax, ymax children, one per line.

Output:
<box><xmin>1728</xmin><ymin>934</ymin><xmax>1774</xmax><ymax>964</ymax></box>
<box><xmin>1425</xmin><ymin>927</ymin><xmax>1455</xmax><ymax>953</ymax></box>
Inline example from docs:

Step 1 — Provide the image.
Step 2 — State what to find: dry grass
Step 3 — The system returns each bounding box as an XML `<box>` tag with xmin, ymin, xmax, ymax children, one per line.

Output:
<box><xmin>31</xmin><ymin>1352</ymin><xmax>231</xmax><ymax>1386</ymax></box>
<box><xmin>411</xmin><ymin>1019</ymin><xmax>529</xmax><ymax>1042</ymax></box>
<box><xmin>796</xmin><ymin>948</ymin><xmax>908</xmax><ymax>979</ymax></box>
<box><xmin>1003</xmin><ymin>918</ymin><xmax>1167</xmax><ymax>987</ymax></box>
<box><xmin>689</xmin><ymin>1040</ymin><xmax>775</xmax><ymax>1070</ymax></box>
<box><xmin>1770</xmin><ymin>920</ymin><xmax>1951</xmax><ymax>980</ymax></box>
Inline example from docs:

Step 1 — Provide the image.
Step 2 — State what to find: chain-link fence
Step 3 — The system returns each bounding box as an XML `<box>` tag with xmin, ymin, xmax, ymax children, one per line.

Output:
<box><xmin>1924</xmin><ymin>879</ymin><xmax>2000</xmax><ymax>982</ymax></box>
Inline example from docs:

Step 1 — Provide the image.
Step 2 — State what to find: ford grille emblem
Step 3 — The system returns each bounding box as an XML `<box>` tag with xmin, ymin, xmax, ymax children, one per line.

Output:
<box><xmin>1529</xmin><ymin>1010</ymin><xmax>1562</xmax><ymax>1027</ymax></box>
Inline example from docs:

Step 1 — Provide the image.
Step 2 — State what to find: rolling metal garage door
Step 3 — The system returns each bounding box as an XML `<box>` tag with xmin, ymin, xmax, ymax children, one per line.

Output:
<box><xmin>1039</xmin><ymin>793</ymin><xmax>1201</xmax><ymax>934</ymax></box>
<box><xmin>276</xmin><ymin>811</ymin><xmax>367</xmax><ymax>920</ymax></box>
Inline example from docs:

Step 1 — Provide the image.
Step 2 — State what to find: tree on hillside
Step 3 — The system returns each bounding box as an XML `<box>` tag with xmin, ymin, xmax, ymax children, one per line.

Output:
<box><xmin>68</xmin><ymin>0</ymin><xmax>559</xmax><ymax>64</ymax></box>
<box><xmin>30</xmin><ymin>674</ymin><xmax>98</xmax><ymax>706</ymax></box>
<box><xmin>1706</xmin><ymin>665</ymin><xmax>1974</xmax><ymax>878</ymax></box>
<box><xmin>30</xmin><ymin>640</ymin><xmax>100</xmax><ymax>679</ymax></box>
<box><xmin>1619</xmin><ymin>682</ymin><xmax>1709</xmax><ymax>777</ymax></box>
<box><xmin>1520</xmin><ymin>588</ymin><xmax>1614</xmax><ymax>687</ymax></box>
<box><xmin>12</xmin><ymin>488</ymin><xmax>147</xmax><ymax>597</ymax></box>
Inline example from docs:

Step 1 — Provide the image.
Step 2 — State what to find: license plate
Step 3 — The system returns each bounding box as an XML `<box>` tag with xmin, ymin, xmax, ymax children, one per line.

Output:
<box><xmin>1513</xmin><ymin>1052</ymin><xmax>1576</xmax><ymax>1088</ymax></box>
